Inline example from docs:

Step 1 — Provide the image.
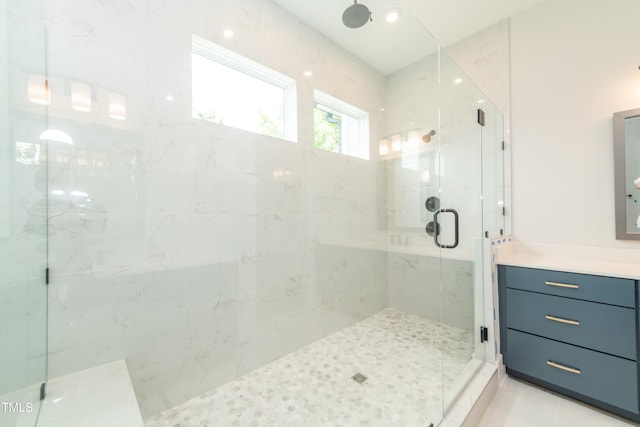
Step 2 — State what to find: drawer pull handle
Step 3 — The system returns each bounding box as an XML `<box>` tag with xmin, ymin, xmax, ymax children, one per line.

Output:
<box><xmin>545</xmin><ymin>281</ymin><xmax>579</xmax><ymax>289</ymax></box>
<box><xmin>545</xmin><ymin>315</ymin><xmax>580</xmax><ymax>326</ymax></box>
<box><xmin>547</xmin><ymin>360</ymin><xmax>581</xmax><ymax>375</ymax></box>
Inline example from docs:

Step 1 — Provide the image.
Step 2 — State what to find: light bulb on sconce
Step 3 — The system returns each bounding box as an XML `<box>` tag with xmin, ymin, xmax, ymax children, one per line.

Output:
<box><xmin>407</xmin><ymin>131</ymin><xmax>420</xmax><ymax>145</ymax></box>
<box><xmin>379</xmin><ymin>139</ymin><xmax>389</xmax><ymax>156</ymax></box>
<box><xmin>71</xmin><ymin>82</ymin><xmax>92</xmax><ymax>112</ymax></box>
<box><xmin>109</xmin><ymin>93</ymin><xmax>127</xmax><ymax>120</ymax></box>
<box><xmin>28</xmin><ymin>74</ymin><xmax>51</xmax><ymax>105</ymax></box>
<box><xmin>391</xmin><ymin>134</ymin><xmax>402</xmax><ymax>152</ymax></box>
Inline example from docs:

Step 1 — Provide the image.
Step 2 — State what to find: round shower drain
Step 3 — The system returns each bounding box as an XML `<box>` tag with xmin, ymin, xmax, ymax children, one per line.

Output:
<box><xmin>351</xmin><ymin>373</ymin><xmax>367</xmax><ymax>384</ymax></box>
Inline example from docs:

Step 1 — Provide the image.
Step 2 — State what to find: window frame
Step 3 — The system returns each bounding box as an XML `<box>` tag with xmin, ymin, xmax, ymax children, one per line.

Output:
<box><xmin>192</xmin><ymin>34</ymin><xmax>297</xmax><ymax>142</ymax></box>
<box><xmin>313</xmin><ymin>90</ymin><xmax>369</xmax><ymax>160</ymax></box>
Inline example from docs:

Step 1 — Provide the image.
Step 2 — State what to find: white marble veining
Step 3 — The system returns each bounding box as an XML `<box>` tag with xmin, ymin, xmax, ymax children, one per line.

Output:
<box><xmin>37</xmin><ymin>360</ymin><xmax>143</xmax><ymax>427</ymax></box>
<box><xmin>445</xmin><ymin>20</ymin><xmax>511</xmax><ymax>117</ymax></box>
<box><xmin>145</xmin><ymin>308</ymin><xmax>475</xmax><ymax>427</ymax></box>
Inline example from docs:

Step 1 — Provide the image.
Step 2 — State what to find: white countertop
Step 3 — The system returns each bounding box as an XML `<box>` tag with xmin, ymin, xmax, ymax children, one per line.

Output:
<box><xmin>495</xmin><ymin>243</ymin><xmax>640</xmax><ymax>280</ymax></box>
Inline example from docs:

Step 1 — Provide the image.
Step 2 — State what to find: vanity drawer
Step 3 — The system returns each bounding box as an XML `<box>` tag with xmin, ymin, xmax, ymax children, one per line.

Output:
<box><xmin>506</xmin><ymin>289</ymin><xmax>637</xmax><ymax>360</ymax></box>
<box><xmin>502</xmin><ymin>266</ymin><xmax>635</xmax><ymax>307</ymax></box>
<box><xmin>506</xmin><ymin>329</ymin><xmax>639</xmax><ymax>414</ymax></box>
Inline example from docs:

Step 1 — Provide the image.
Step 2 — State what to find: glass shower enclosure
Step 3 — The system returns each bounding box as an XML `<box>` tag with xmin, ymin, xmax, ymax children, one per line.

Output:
<box><xmin>1</xmin><ymin>0</ymin><xmax>509</xmax><ymax>425</ymax></box>
<box><xmin>0</xmin><ymin>0</ymin><xmax>48</xmax><ymax>425</ymax></box>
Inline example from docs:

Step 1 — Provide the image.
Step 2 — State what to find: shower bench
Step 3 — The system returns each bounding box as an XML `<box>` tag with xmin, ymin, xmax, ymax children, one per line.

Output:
<box><xmin>497</xmin><ymin>264</ymin><xmax>640</xmax><ymax>423</ymax></box>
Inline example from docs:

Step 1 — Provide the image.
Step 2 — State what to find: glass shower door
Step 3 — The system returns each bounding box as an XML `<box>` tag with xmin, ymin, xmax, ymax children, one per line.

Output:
<box><xmin>0</xmin><ymin>0</ymin><xmax>48</xmax><ymax>425</ymax></box>
<box><xmin>437</xmin><ymin>51</ymin><xmax>487</xmax><ymax>411</ymax></box>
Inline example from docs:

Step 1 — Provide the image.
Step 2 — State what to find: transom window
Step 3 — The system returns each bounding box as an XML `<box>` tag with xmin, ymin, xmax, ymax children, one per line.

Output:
<box><xmin>192</xmin><ymin>34</ymin><xmax>297</xmax><ymax>141</ymax></box>
<box><xmin>313</xmin><ymin>90</ymin><xmax>369</xmax><ymax>160</ymax></box>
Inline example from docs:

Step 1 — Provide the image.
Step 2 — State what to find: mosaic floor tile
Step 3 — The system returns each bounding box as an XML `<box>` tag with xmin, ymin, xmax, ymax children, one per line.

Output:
<box><xmin>145</xmin><ymin>308</ymin><xmax>474</xmax><ymax>427</ymax></box>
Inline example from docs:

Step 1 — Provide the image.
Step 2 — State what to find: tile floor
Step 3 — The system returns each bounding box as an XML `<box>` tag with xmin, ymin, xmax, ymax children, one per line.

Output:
<box><xmin>478</xmin><ymin>376</ymin><xmax>638</xmax><ymax>427</ymax></box>
<box><xmin>146</xmin><ymin>308</ymin><xmax>475</xmax><ymax>427</ymax></box>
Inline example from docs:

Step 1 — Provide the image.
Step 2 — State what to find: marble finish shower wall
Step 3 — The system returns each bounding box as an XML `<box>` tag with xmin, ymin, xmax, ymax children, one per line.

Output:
<box><xmin>41</xmin><ymin>0</ymin><xmax>386</xmax><ymax>417</ymax></box>
<box><xmin>387</xmin><ymin>252</ymin><xmax>474</xmax><ymax>331</ymax></box>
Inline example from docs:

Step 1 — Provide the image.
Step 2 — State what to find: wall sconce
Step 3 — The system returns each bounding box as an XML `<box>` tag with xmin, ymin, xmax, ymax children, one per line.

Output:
<box><xmin>378</xmin><ymin>139</ymin><xmax>389</xmax><ymax>156</ymax></box>
<box><xmin>407</xmin><ymin>130</ymin><xmax>420</xmax><ymax>145</ymax></box>
<box><xmin>109</xmin><ymin>93</ymin><xmax>127</xmax><ymax>120</ymax></box>
<box><xmin>28</xmin><ymin>73</ymin><xmax>51</xmax><ymax>105</ymax></box>
<box><xmin>379</xmin><ymin>129</ymin><xmax>435</xmax><ymax>162</ymax></box>
<box><xmin>401</xmin><ymin>130</ymin><xmax>420</xmax><ymax>170</ymax></box>
<box><xmin>391</xmin><ymin>134</ymin><xmax>402</xmax><ymax>152</ymax></box>
<box><xmin>71</xmin><ymin>82</ymin><xmax>92</xmax><ymax>112</ymax></box>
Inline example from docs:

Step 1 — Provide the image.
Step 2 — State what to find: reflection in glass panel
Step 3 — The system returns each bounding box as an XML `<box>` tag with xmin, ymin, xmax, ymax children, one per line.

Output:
<box><xmin>0</xmin><ymin>1</ymin><xmax>48</xmax><ymax>426</ymax></box>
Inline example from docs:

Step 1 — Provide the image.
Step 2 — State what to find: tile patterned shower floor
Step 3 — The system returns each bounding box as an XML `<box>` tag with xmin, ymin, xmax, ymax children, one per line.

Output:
<box><xmin>145</xmin><ymin>308</ymin><xmax>474</xmax><ymax>427</ymax></box>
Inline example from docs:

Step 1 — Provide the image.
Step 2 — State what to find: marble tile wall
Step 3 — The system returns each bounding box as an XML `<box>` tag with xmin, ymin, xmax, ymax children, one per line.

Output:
<box><xmin>39</xmin><ymin>0</ymin><xmax>388</xmax><ymax>418</ymax></box>
<box><xmin>387</xmin><ymin>252</ymin><xmax>474</xmax><ymax>331</ymax></box>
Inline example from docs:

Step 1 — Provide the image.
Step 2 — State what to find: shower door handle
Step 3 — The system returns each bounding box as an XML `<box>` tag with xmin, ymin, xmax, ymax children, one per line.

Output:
<box><xmin>433</xmin><ymin>209</ymin><xmax>459</xmax><ymax>249</ymax></box>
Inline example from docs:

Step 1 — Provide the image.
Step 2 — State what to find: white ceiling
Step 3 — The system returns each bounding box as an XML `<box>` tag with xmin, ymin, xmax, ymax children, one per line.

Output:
<box><xmin>271</xmin><ymin>0</ymin><xmax>544</xmax><ymax>75</ymax></box>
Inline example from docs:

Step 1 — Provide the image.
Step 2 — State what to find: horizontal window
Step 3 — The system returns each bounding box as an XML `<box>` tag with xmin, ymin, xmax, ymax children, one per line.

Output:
<box><xmin>192</xmin><ymin>34</ymin><xmax>297</xmax><ymax>141</ymax></box>
<box><xmin>313</xmin><ymin>90</ymin><xmax>369</xmax><ymax>159</ymax></box>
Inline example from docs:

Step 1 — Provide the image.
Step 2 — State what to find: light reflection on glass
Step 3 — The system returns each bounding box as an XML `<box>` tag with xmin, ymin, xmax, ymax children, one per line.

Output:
<box><xmin>28</xmin><ymin>73</ymin><xmax>51</xmax><ymax>105</ymax></box>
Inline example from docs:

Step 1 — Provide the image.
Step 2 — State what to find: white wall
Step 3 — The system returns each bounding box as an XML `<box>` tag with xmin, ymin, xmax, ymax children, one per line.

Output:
<box><xmin>510</xmin><ymin>0</ymin><xmax>640</xmax><ymax>248</ymax></box>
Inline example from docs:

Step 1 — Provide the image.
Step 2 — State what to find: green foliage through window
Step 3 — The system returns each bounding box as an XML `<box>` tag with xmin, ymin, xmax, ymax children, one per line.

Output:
<box><xmin>314</xmin><ymin>106</ymin><xmax>341</xmax><ymax>152</ymax></box>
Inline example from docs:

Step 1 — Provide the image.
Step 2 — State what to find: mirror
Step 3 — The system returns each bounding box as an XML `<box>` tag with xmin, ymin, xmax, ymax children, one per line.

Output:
<box><xmin>614</xmin><ymin>107</ymin><xmax>640</xmax><ymax>240</ymax></box>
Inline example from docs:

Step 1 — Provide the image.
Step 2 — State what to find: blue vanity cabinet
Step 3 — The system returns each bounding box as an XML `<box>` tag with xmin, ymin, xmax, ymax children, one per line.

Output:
<box><xmin>498</xmin><ymin>265</ymin><xmax>640</xmax><ymax>421</ymax></box>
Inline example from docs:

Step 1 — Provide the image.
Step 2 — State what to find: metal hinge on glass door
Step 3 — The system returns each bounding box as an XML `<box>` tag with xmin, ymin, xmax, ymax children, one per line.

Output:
<box><xmin>45</xmin><ymin>268</ymin><xmax>49</xmax><ymax>285</ymax></box>
<box><xmin>480</xmin><ymin>326</ymin><xmax>489</xmax><ymax>343</ymax></box>
<box><xmin>477</xmin><ymin>108</ymin><xmax>485</xmax><ymax>126</ymax></box>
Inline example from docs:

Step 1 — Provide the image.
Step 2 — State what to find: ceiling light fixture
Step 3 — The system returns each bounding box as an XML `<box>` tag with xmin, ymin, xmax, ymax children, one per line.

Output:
<box><xmin>385</xmin><ymin>8</ymin><xmax>401</xmax><ymax>23</ymax></box>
